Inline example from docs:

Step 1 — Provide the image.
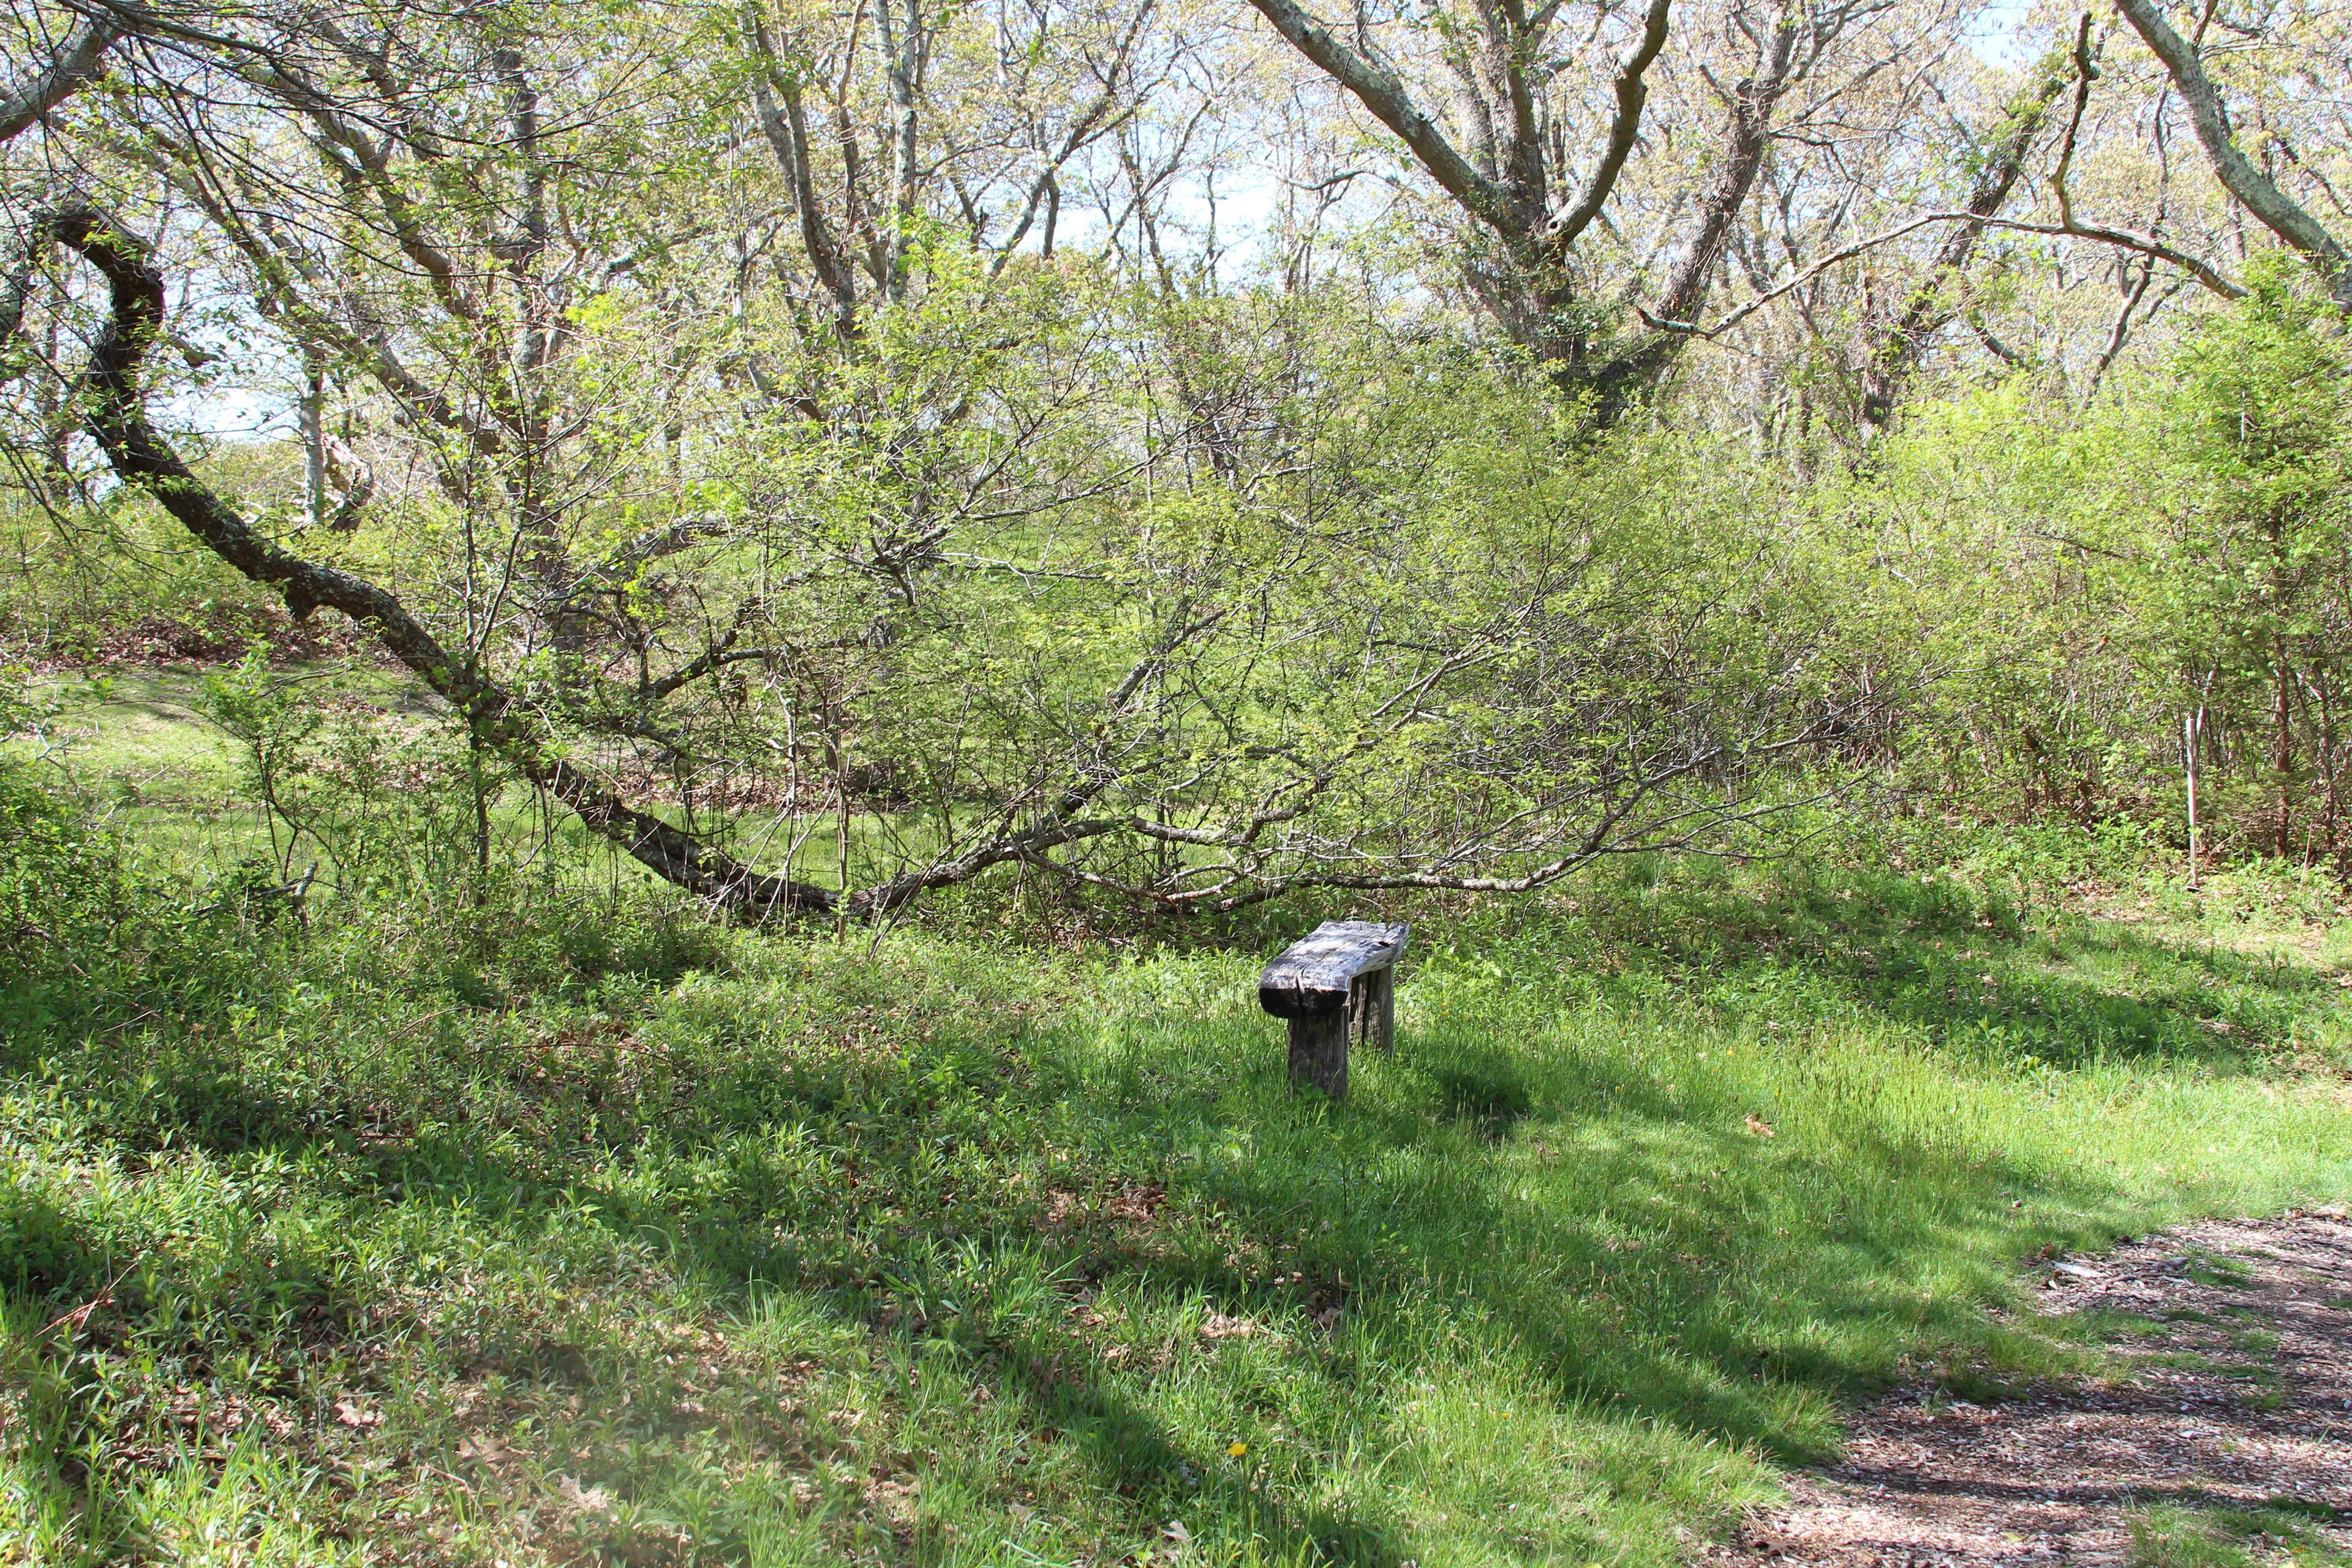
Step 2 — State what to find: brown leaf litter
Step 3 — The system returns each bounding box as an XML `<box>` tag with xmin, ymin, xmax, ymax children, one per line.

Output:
<box><xmin>1711</xmin><ymin>1212</ymin><xmax>2352</xmax><ymax>1568</ymax></box>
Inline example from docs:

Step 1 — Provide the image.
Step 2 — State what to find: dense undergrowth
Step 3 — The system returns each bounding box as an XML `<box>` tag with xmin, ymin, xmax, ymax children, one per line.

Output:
<box><xmin>3</xmin><ymin>736</ymin><xmax>2350</xmax><ymax>1566</ymax></box>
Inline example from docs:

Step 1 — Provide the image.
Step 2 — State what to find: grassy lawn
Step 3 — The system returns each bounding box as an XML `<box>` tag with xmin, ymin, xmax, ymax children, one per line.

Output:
<box><xmin>13</xmin><ymin>665</ymin><xmax>362</xmax><ymax>870</ymax></box>
<box><xmin>4</xmin><ymin>679</ymin><xmax>2351</xmax><ymax>1566</ymax></box>
<box><xmin>9</xmin><ymin>663</ymin><xmax>1031</xmax><ymax>895</ymax></box>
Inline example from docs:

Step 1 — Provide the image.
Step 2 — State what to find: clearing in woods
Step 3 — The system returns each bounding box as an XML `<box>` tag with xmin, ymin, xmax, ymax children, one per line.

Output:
<box><xmin>1718</xmin><ymin>1213</ymin><xmax>2352</xmax><ymax>1568</ymax></box>
<box><xmin>12</xmin><ymin>679</ymin><xmax>2352</xmax><ymax>1562</ymax></box>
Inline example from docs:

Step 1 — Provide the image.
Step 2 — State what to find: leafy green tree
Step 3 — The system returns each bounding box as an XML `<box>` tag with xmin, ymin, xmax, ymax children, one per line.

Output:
<box><xmin>2152</xmin><ymin>257</ymin><xmax>2352</xmax><ymax>861</ymax></box>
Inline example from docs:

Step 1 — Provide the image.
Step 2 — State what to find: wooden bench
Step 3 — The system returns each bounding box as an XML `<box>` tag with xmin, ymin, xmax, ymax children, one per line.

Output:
<box><xmin>1257</xmin><ymin>919</ymin><xmax>1410</xmax><ymax>1100</ymax></box>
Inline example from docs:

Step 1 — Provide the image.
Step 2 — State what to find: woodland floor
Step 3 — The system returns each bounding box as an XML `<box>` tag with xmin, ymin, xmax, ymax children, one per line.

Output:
<box><xmin>1714</xmin><ymin>1213</ymin><xmax>2352</xmax><ymax>1568</ymax></box>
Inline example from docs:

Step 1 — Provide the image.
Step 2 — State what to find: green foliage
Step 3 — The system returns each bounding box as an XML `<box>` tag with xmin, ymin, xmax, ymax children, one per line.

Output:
<box><xmin>183</xmin><ymin>647</ymin><xmax>533</xmax><ymax>908</ymax></box>
<box><xmin>2165</xmin><ymin>257</ymin><xmax>2352</xmax><ymax>533</ymax></box>
<box><xmin>0</xmin><ymin>747</ymin><xmax>153</xmax><ymax>1036</ymax></box>
<box><xmin>1802</xmin><ymin>263</ymin><xmax>2352</xmax><ymax>863</ymax></box>
<box><xmin>0</xmin><ymin>484</ymin><xmax>285</xmax><ymax>665</ymax></box>
<box><xmin>199</xmin><ymin>641</ymin><xmax>326</xmax><ymax>876</ymax></box>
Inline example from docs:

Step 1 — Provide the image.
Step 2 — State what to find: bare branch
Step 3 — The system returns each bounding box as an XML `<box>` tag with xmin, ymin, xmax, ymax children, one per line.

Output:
<box><xmin>1542</xmin><ymin>0</ymin><xmax>1675</xmax><ymax>254</ymax></box>
<box><xmin>1655</xmin><ymin>206</ymin><xmax>2242</xmax><ymax>346</ymax></box>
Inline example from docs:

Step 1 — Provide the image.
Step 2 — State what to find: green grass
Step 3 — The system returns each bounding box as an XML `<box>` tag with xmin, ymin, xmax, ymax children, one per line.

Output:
<box><xmin>6</xmin><ymin>691</ymin><xmax>2352</xmax><ymax>1564</ymax></box>
<box><xmin>11</xmin><ymin>665</ymin><xmax>374</xmax><ymax>873</ymax></box>
<box><xmin>2132</xmin><ymin>1502</ymin><xmax>2352</xmax><ymax>1568</ymax></box>
<box><xmin>9</xmin><ymin>663</ymin><xmax>1030</xmax><ymax>901</ymax></box>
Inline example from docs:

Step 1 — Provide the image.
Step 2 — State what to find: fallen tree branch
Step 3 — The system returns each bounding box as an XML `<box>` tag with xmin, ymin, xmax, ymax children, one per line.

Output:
<box><xmin>39</xmin><ymin>199</ymin><xmax>838</xmax><ymax>921</ymax></box>
<box><xmin>28</xmin><ymin>198</ymin><xmax>1259</xmax><ymax>925</ymax></box>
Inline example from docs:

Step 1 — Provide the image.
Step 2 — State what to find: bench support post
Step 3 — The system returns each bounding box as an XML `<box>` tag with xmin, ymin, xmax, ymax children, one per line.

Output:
<box><xmin>1287</xmin><ymin>1011</ymin><xmax>1350</xmax><ymax>1099</ymax></box>
<box><xmin>1348</xmin><ymin>969</ymin><xmax>1395</xmax><ymax>1053</ymax></box>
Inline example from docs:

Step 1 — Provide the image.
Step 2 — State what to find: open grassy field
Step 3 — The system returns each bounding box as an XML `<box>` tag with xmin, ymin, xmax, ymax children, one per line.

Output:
<box><xmin>9</xmin><ymin>665</ymin><xmax>1023</xmax><ymax>897</ymax></box>
<box><xmin>3</xmin><ymin>673</ymin><xmax>2351</xmax><ymax>1566</ymax></box>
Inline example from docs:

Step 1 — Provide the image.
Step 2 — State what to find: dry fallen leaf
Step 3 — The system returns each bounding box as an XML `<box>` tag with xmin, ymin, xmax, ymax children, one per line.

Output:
<box><xmin>333</xmin><ymin>1398</ymin><xmax>381</xmax><ymax>1430</ymax></box>
<box><xmin>457</xmin><ymin>1432</ymin><xmax>516</xmax><ymax>1466</ymax></box>
<box><xmin>555</xmin><ymin>1474</ymin><xmax>613</xmax><ymax>1515</ymax></box>
<box><xmin>1199</xmin><ymin>1311</ymin><xmax>1262</xmax><ymax>1340</ymax></box>
<box><xmin>1745</xmin><ymin>1114</ymin><xmax>1777</xmax><ymax>1139</ymax></box>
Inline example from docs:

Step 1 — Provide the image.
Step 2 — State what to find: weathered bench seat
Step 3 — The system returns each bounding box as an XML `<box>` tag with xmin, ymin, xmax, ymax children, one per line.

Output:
<box><xmin>1257</xmin><ymin>919</ymin><xmax>1409</xmax><ymax>1099</ymax></box>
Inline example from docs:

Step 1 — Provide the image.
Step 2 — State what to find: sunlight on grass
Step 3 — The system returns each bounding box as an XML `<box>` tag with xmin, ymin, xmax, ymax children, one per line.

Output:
<box><xmin>4</xmin><ymin>734</ymin><xmax>2352</xmax><ymax>1562</ymax></box>
<box><xmin>2132</xmin><ymin>1502</ymin><xmax>2352</xmax><ymax>1568</ymax></box>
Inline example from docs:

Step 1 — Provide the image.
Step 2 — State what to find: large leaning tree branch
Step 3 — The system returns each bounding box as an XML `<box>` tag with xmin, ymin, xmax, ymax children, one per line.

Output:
<box><xmin>1242</xmin><ymin>0</ymin><xmax>1515</xmax><ymax>231</ymax></box>
<box><xmin>2113</xmin><ymin>0</ymin><xmax>2352</xmax><ymax>308</ymax></box>
<box><xmin>30</xmin><ymin>199</ymin><xmax>843</xmax><ymax>921</ymax></box>
<box><xmin>1857</xmin><ymin>43</ymin><xmax>2071</xmax><ymax>428</ymax></box>
<box><xmin>0</xmin><ymin>16</ymin><xmax>113</xmax><ymax>142</ymax></box>
<box><xmin>1243</xmin><ymin>0</ymin><xmax>1673</xmax><ymax>387</ymax></box>
<box><xmin>20</xmin><ymin>199</ymin><xmax>1231</xmax><ymax>924</ymax></box>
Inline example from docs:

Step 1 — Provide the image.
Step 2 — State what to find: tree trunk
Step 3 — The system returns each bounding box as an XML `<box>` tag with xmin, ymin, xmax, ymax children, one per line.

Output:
<box><xmin>2277</xmin><ymin>633</ymin><xmax>2295</xmax><ymax>861</ymax></box>
<box><xmin>0</xmin><ymin>19</ymin><xmax>113</xmax><ymax>143</ymax></box>
<box><xmin>1859</xmin><ymin>54</ymin><xmax>2068</xmax><ymax>428</ymax></box>
<box><xmin>2115</xmin><ymin>0</ymin><xmax>2352</xmax><ymax>308</ymax></box>
<box><xmin>2316</xmin><ymin>669</ymin><xmax>2342</xmax><ymax>872</ymax></box>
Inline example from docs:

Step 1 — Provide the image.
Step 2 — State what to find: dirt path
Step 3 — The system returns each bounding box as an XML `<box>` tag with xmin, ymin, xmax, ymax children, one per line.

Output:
<box><xmin>1713</xmin><ymin>1213</ymin><xmax>2352</xmax><ymax>1568</ymax></box>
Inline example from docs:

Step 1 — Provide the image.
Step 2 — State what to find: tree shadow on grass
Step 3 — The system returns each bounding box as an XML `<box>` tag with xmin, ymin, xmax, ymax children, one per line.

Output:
<box><xmin>1575</xmin><ymin>874</ymin><xmax>2342</xmax><ymax>1071</ymax></box>
<box><xmin>1061</xmin><ymin>1032</ymin><xmax>2106</xmax><ymax>1464</ymax></box>
<box><xmin>3</xmin><ymin>871</ymin><xmax>2333</xmax><ymax>1561</ymax></box>
<box><xmin>991</xmin><ymin>1358</ymin><xmax>1408</xmax><ymax>1566</ymax></box>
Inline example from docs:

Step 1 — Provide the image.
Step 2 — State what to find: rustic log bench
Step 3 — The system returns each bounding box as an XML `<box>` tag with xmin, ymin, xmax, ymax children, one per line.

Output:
<box><xmin>1257</xmin><ymin>919</ymin><xmax>1410</xmax><ymax>1100</ymax></box>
